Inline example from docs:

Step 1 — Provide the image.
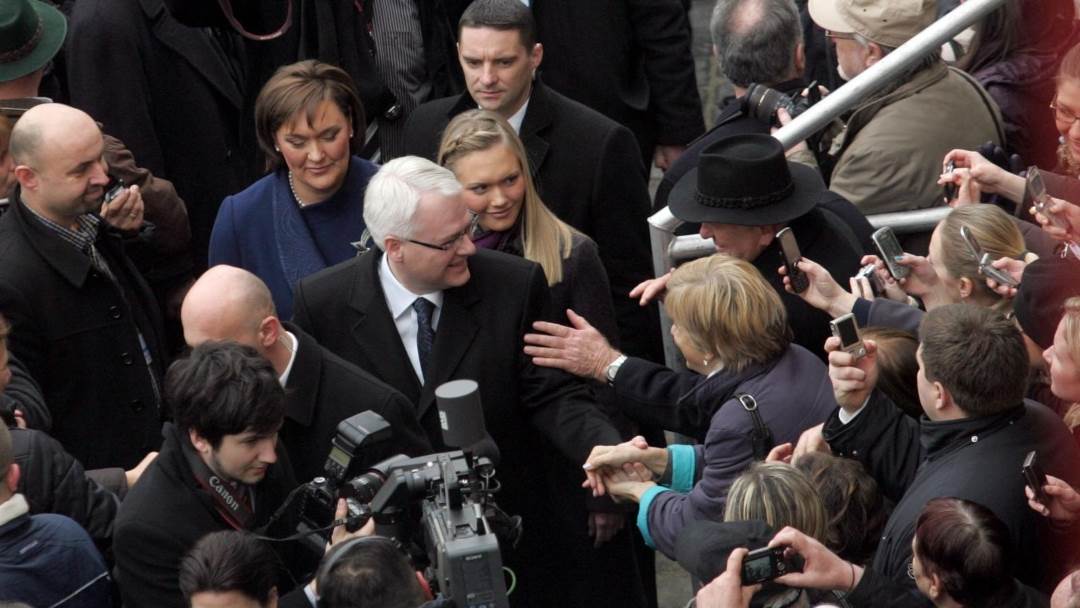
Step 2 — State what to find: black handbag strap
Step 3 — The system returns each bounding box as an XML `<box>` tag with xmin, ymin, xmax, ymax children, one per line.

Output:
<box><xmin>735</xmin><ymin>392</ymin><xmax>774</xmax><ymax>461</ymax></box>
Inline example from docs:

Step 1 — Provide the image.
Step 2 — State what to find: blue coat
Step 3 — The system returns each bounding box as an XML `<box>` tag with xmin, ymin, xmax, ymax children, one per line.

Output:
<box><xmin>209</xmin><ymin>156</ymin><xmax>378</xmax><ymax>319</ymax></box>
<box><xmin>611</xmin><ymin>345</ymin><xmax>837</xmax><ymax>558</ymax></box>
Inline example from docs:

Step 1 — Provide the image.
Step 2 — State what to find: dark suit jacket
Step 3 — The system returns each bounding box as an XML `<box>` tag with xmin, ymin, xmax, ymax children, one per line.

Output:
<box><xmin>532</xmin><ymin>0</ymin><xmax>704</xmax><ymax>159</ymax></box>
<box><xmin>0</xmin><ymin>195</ymin><xmax>166</xmax><ymax>470</ymax></box>
<box><xmin>292</xmin><ymin>248</ymin><xmax>624</xmax><ymax>607</ymax></box>
<box><xmin>67</xmin><ymin>0</ymin><xmax>257</xmax><ymax>269</ymax></box>
<box><xmin>403</xmin><ymin>80</ymin><xmax>662</xmax><ymax>362</ymax></box>
<box><xmin>280</xmin><ymin>323</ymin><xmax>432</xmax><ymax>482</ymax></box>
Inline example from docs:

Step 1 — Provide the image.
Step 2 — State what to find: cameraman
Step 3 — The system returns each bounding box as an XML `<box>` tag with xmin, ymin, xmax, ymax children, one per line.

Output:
<box><xmin>312</xmin><ymin>536</ymin><xmax>451</xmax><ymax>608</ymax></box>
<box><xmin>113</xmin><ymin>341</ymin><xmax>310</xmax><ymax>607</ymax></box>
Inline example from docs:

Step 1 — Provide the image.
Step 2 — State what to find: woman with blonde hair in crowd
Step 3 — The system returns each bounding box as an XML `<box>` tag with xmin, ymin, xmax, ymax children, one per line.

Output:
<box><xmin>437</xmin><ymin>109</ymin><xmax>618</xmax><ymax>343</ymax></box>
<box><xmin>1044</xmin><ymin>296</ymin><xmax>1080</xmax><ymax>443</ymax></box>
<box><xmin>576</xmin><ymin>255</ymin><xmax>835</xmax><ymax>560</ymax></box>
<box><xmin>784</xmin><ymin>203</ymin><xmax>1032</xmax><ymax>334</ymax></box>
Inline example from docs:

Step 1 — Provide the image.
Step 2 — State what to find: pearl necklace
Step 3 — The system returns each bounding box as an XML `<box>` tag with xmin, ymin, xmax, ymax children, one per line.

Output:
<box><xmin>287</xmin><ymin>172</ymin><xmax>307</xmax><ymax>208</ymax></box>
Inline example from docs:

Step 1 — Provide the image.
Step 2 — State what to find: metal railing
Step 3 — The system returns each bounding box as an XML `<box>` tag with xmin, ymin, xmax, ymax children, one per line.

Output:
<box><xmin>649</xmin><ymin>0</ymin><xmax>1007</xmax><ymax>367</ymax></box>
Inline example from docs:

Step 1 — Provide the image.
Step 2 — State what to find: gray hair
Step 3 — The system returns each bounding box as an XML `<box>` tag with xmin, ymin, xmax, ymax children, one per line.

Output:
<box><xmin>363</xmin><ymin>156</ymin><xmax>463</xmax><ymax>249</ymax></box>
<box><xmin>710</xmin><ymin>0</ymin><xmax>802</xmax><ymax>88</ymax></box>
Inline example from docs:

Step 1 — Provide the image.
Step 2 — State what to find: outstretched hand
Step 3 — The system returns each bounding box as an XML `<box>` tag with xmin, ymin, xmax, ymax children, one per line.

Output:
<box><xmin>629</xmin><ymin>271</ymin><xmax>673</xmax><ymax>306</ymax></box>
<box><xmin>582</xmin><ymin>436</ymin><xmax>663</xmax><ymax>497</ymax></box>
<box><xmin>524</xmin><ymin>309</ymin><xmax>621</xmax><ymax>382</ymax></box>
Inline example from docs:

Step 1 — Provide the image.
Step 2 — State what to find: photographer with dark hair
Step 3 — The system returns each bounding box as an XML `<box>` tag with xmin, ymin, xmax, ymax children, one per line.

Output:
<box><xmin>113</xmin><ymin>341</ymin><xmax>306</xmax><ymax>608</ymax></box>
<box><xmin>180</xmin><ymin>530</ymin><xmax>281</xmax><ymax>608</ymax></box>
<box><xmin>820</xmin><ymin>304</ymin><xmax>1080</xmax><ymax>598</ymax></box>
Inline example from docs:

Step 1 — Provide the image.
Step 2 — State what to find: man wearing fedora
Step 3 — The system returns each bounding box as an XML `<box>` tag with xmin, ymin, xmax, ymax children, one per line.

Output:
<box><xmin>807</xmin><ymin>0</ymin><xmax>1003</xmax><ymax>214</ymax></box>
<box><xmin>0</xmin><ymin>0</ymin><xmax>193</xmax><ymax>343</ymax></box>
<box><xmin>528</xmin><ymin>134</ymin><xmax>862</xmax><ymax>368</ymax></box>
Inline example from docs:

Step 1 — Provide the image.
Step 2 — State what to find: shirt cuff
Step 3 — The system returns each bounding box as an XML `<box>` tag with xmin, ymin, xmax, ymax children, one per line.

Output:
<box><xmin>838</xmin><ymin>395</ymin><xmax>872</xmax><ymax>424</ymax></box>
<box><xmin>637</xmin><ymin>485</ymin><xmax>671</xmax><ymax>549</ymax></box>
<box><xmin>667</xmin><ymin>444</ymin><xmax>697</xmax><ymax>493</ymax></box>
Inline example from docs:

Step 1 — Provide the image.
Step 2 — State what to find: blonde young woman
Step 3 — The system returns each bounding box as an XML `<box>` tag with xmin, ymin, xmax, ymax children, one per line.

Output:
<box><xmin>787</xmin><ymin>204</ymin><xmax>1032</xmax><ymax>334</ymax></box>
<box><xmin>437</xmin><ymin>109</ymin><xmax>619</xmax><ymax>344</ymax></box>
<box><xmin>1045</xmin><ymin>296</ymin><xmax>1080</xmax><ymax>442</ymax></box>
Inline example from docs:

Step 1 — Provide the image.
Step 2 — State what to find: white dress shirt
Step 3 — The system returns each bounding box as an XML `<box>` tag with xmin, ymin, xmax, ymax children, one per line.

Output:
<box><xmin>277</xmin><ymin>331</ymin><xmax>299</xmax><ymax>387</ymax></box>
<box><xmin>507</xmin><ymin>98</ymin><xmax>529</xmax><ymax>133</ymax></box>
<box><xmin>378</xmin><ymin>253</ymin><xmax>444</xmax><ymax>383</ymax></box>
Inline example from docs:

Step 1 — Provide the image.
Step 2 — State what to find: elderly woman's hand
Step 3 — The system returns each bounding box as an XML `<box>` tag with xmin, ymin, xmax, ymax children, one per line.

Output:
<box><xmin>778</xmin><ymin>257</ymin><xmax>858</xmax><ymax>318</ymax></box>
<box><xmin>524</xmin><ymin>309</ymin><xmax>622</xmax><ymax>382</ymax></box>
<box><xmin>942</xmin><ymin>149</ymin><xmax>1026</xmax><ymax>204</ymax></box>
<box><xmin>598</xmin><ymin>465</ymin><xmax>655</xmax><ymax>504</ymax></box>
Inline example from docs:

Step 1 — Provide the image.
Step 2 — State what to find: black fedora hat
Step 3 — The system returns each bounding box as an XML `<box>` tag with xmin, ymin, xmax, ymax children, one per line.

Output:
<box><xmin>0</xmin><ymin>0</ymin><xmax>66</xmax><ymax>83</ymax></box>
<box><xmin>669</xmin><ymin>133</ymin><xmax>823</xmax><ymax>226</ymax></box>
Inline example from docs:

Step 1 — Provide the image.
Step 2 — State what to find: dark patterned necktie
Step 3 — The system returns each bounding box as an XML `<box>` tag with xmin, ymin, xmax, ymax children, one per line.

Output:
<box><xmin>412</xmin><ymin>297</ymin><xmax>435</xmax><ymax>380</ymax></box>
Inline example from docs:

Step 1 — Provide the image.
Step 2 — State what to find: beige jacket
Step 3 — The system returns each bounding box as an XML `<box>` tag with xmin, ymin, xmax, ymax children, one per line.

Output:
<box><xmin>830</xmin><ymin>61</ymin><xmax>1005</xmax><ymax>214</ymax></box>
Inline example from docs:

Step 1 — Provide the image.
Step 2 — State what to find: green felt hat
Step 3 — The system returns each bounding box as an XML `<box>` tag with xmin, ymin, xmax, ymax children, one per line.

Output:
<box><xmin>0</xmin><ymin>0</ymin><xmax>66</xmax><ymax>83</ymax></box>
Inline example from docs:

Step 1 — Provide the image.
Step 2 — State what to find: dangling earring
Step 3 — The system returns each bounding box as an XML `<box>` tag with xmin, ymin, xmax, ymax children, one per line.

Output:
<box><xmin>703</xmin><ymin>356</ymin><xmax>710</xmax><ymax>369</ymax></box>
<box><xmin>274</xmin><ymin>145</ymin><xmax>280</xmax><ymax>152</ymax></box>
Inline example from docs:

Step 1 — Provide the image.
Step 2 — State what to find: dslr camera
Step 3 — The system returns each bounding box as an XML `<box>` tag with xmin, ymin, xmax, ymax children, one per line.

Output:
<box><xmin>745</xmin><ymin>82</ymin><xmax>821</xmax><ymax>129</ymax></box>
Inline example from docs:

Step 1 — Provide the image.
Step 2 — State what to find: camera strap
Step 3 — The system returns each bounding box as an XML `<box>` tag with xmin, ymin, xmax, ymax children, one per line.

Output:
<box><xmin>181</xmin><ymin>439</ymin><xmax>256</xmax><ymax>531</ymax></box>
<box><xmin>734</xmin><ymin>393</ymin><xmax>774</xmax><ymax>461</ymax></box>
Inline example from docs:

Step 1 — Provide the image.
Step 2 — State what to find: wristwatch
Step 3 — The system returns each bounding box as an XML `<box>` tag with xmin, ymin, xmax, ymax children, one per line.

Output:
<box><xmin>604</xmin><ymin>355</ymin><xmax>628</xmax><ymax>386</ymax></box>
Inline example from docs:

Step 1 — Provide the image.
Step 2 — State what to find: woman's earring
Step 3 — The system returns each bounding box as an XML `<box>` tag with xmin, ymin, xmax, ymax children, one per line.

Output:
<box><xmin>274</xmin><ymin>145</ymin><xmax>280</xmax><ymax>152</ymax></box>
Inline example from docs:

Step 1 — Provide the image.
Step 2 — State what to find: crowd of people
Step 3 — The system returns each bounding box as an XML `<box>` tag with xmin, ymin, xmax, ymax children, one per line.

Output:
<box><xmin>2</xmin><ymin>0</ymin><xmax>1080</xmax><ymax>606</ymax></box>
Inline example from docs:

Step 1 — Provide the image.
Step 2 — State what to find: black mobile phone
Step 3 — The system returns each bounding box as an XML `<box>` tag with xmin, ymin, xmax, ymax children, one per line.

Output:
<box><xmin>741</xmin><ymin>545</ymin><xmax>803</xmax><ymax>585</ymax></box>
<box><xmin>830</xmin><ymin>313</ymin><xmax>867</xmax><ymax>359</ymax></box>
<box><xmin>871</xmin><ymin>227</ymin><xmax>909</xmax><ymax>280</ymax></box>
<box><xmin>1027</xmin><ymin>167</ymin><xmax>1070</xmax><ymax>230</ymax></box>
<box><xmin>104</xmin><ymin>176</ymin><xmax>126</xmax><ymax>204</ymax></box>
<box><xmin>776</xmin><ymin>227</ymin><xmax>808</xmax><ymax>293</ymax></box>
<box><xmin>943</xmin><ymin>159</ymin><xmax>957</xmax><ymax>204</ymax></box>
<box><xmin>959</xmin><ymin>225</ymin><xmax>1019</xmax><ymax>287</ymax></box>
<box><xmin>1023</xmin><ymin>450</ymin><xmax>1049</xmax><ymax>506</ymax></box>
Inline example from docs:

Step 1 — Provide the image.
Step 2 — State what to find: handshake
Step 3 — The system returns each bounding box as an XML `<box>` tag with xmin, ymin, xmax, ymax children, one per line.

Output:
<box><xmin>581</xmin><ymin>435</ymin><xmax>664</xmax><ymax>502</ymax></box>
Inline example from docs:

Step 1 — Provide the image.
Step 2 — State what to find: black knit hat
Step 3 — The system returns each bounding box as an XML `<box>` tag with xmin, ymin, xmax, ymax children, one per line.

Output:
<box><xmin>1013</xmin><ymin>257</ymin><xmax>1080</xmax><ymax>349</ymax></box>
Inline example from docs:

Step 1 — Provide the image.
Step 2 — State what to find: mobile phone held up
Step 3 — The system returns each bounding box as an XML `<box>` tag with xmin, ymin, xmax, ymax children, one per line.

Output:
<box><xmin>1027</xmin><ymin>167</ymin><xmax>1070</xmax><ymax>231</ymax></box>
<box><xmin>871</xmin><ymin>227</ymin><xmax>909</xmax><ymax>281</ymax></box>
<box><xmin>1023</xmin><ymin>450</ymin><xmax>1048</xmax><ymax>506</ymax></box>
<box><xmin>959</xmin><ymin>225</ymin><xmax>1019</xmax><ymax>288</ymax></box>
<box><xmin>777</xmin><ymin>227</ymin><xmax>808</xmax><ymax>293</ymax></box>
<box><xmin>830</xmin><ymin>313</ymin><xmax>867</xmax><ymax>359</ymax></box>
<box><xmin>741</xmin><ymin>545</ymin><xmax>804</xmax><ymax>585</ymax></box>
<box><xmin>104</xmin><ymin>176</ymin><xmax>126</xmax><ymax>205</ymax></box>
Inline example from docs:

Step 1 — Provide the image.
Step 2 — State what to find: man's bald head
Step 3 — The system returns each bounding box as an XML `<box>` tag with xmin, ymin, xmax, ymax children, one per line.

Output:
<box><xmin>10</xmin><ymin>103</ymin><xmax>100</xmax><ymax>167</ymax></box>
<box><xmin>182</xmin><ymin>266</ymin><xmax>278</xmax><ymax>354</ymax></box>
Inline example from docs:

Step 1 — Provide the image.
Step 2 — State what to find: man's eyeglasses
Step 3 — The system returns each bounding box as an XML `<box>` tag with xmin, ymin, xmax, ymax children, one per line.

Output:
<box><xmin>1051</xmin><ymin>98</ymin><xmax>1080</xmax><ymax>127</ymax></box>
<box><xmin>404</xmin><ymin>213</ymin><xmax>481</xmax><ymax>252</ymax></box>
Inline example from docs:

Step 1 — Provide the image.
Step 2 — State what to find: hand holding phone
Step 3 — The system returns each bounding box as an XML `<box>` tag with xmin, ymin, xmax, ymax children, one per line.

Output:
<box><xmin>871</xmin><ymin>227</ymin><xmax>910</xmax><ymax>280</ymax></box>
<box><xmin>1027</xmin><ymin>167</ymin><xmax>1071</xmax><ymax>231</ymax></box>
<box><xmin>943</xmin><ymin>160</ymin><xmax>957</xmax><ymax>204</ymax></box>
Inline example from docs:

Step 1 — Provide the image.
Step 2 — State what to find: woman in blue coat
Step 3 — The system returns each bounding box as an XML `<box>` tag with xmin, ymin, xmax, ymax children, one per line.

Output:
<box><xmin>209</xmin><ymin>60</ymin><xmax>377</xmax><ymax>319</ymax></box>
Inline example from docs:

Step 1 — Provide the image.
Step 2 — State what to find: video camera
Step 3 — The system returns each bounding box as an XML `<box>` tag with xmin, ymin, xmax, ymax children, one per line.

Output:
<box><xmin>295</xmin><ymin>380</ymin><xmax>515</xmax><ymax>608</ymax></box>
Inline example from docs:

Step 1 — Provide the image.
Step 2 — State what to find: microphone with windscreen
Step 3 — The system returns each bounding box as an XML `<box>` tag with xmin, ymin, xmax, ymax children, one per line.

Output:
<box><xmin>435</xmin><ymin>379</ymin><xmax>500</xmax><ymax>467</ymax></box>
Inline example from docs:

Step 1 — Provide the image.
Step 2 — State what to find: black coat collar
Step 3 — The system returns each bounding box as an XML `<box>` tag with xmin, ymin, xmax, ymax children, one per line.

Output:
<box><xmin>919</xmin><ymin>404</ymin><xmax>1026</xmax><ymax>459</ymax></box>
<box><xmin>281</xmin><ymin>322</ymin><xmax>321</xmax><ymax>427</ymax></box>
<box><xmin>137</xmin><ymin>0</ymin><xmax>245</xmax><ymax>110</ymax></box>
<box><xmin>8</xmin><ymin>192</ymin><xmax>97</xmax><ymax>288</ymax></box>
<box><xmin>445</xmin><ymin>79</ymin><xmax>554</xmax><ymax>178</ymax></box>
